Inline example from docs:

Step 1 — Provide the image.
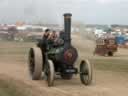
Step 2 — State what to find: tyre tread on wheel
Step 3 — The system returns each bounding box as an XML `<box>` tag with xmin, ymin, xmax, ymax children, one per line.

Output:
<box><xmin>80</xmin><ymin>59</ymin><xmax>92</xmax><ymax>85</ymax></box>
<box><xmin>28</xmin><ymin>47</ymin><xmax>43</xmax><ymax>80</ymax></box>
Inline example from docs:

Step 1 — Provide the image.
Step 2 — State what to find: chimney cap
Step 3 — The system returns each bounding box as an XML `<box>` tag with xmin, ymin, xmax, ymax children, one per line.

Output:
<box><xmin>64</xmin><ymin>13</ymin><xmax>72</xmax><ymax>17</ymax></box>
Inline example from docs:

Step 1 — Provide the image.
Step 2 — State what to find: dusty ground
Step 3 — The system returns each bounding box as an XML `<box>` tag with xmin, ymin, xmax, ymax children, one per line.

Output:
<box><xmin>0</xmin><ymin>34</ymin><xmax>128</xmax><ymax>96</ymax></box>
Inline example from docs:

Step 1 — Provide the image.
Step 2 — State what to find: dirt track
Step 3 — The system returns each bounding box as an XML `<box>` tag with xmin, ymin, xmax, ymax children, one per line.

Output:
<box><xmin>0</xmin><ymin>35</ymin><xmax>128</xmax><ymax>96</ymax></box>
<box><xmin>1</xmin><ymin>60</ymin><xmax>128</xmax><ymax>96</ymax></box>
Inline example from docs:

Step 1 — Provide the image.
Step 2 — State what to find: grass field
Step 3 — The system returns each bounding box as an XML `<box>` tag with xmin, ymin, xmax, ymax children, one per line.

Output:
<box><xmin>0</xmin><ymin>41</ymin><xmax>128</xmax><ymax>96</ymax></box>
<box><xmin>1</xmin><ymin>41</ymin><xmax>128</xmax><ymax>72</ymax></box>
<box><xmin>0</xmin><ymin>41</ymin><xmax>33</xmax><ymax>96</ymax></box>
<box><xmin>91</xmin><ymin>59</ymin><xmax>128</xmax><ymax>72</ymax></box>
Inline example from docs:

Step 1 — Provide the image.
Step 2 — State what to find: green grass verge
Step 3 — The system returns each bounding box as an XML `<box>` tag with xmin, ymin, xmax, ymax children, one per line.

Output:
<box><xmin>1</xmin><ymin>41</ymin><xmax>128</xmax><ymax>73</ymax></box>
<box><xmin>0</xmin><ymin>48</ymin><xmax>29</xmax><ymax>55</ymax></box>
<box><xmin>91</xmin><ymin>59</ymin><xmax>128</xmax><ymax>72</ymax></box>
<box><xmin>0</xmin><ymin>41</ymin><xmax>34</xmax><ymax>55</ymax></box>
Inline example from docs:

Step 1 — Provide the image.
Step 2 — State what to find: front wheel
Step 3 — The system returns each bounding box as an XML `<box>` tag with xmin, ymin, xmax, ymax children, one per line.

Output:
<box><xmin>45</xmin><ymin>60</ymin><xmax>55</xmax><ymax>87</ymax></box>
<box><xmin>80</xmin><ymin>60</ymin><xmax>92</xmax><ymax>85</ymax></box>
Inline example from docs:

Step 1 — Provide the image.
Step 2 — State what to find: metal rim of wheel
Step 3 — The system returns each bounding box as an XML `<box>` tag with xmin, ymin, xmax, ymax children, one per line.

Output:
<box><xmin>80</xmin><ymin>59</ymin><xmax>92</xmax><ymax>85</ymax></box>
<box><xmin>46</xmin><ymin>60</ymin><xmax>55</xmax><ymax>87</ymax></box>
<box><xmin>28</xmin><ymin>47</ymin><xmax>43</xmax><ymax>80</ymax></box>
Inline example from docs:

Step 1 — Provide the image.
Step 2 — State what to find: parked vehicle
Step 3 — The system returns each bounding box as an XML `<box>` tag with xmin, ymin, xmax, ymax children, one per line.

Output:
<box><xmin>94</xmin><ymin>37</ymin><xmax>118</xmax><ymax>56</ymax></box>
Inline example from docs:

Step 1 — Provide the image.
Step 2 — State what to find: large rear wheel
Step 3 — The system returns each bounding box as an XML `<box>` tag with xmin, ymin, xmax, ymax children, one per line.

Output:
<box><xmin>28</xmin><ymin>47</ymin><xmax>43</xmax><ymax>80</ymax></box>
<box><xmin>80</xmin><ymin>60</ymin><xmax>92</xmax><ymax>85</ymax></box>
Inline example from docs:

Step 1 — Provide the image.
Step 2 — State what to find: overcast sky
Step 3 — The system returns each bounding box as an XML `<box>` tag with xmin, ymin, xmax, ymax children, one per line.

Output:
<box><xmin>0</xmin><ymin>0</ymin><xmax>128</xmax><ymax>25</ymax></box>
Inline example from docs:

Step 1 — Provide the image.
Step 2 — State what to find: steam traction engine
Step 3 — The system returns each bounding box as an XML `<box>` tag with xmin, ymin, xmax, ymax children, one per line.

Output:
<box><xmin>28</xmin><ymin>13</ymin><xmax>93</xmax><ymax>86</ymax></box>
